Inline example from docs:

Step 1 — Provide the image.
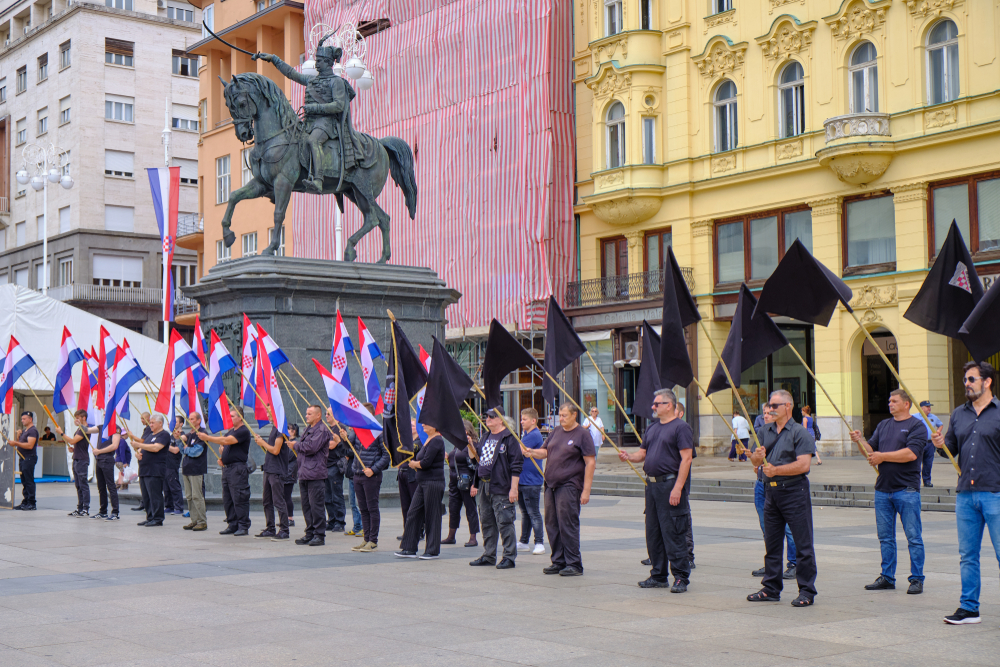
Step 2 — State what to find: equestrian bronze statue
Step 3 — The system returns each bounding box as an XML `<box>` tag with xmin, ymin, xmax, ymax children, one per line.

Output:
<box><xmin>211</xmin><ymin>31</ymin><xmax>416</xmax><ymax>262</ymax></box>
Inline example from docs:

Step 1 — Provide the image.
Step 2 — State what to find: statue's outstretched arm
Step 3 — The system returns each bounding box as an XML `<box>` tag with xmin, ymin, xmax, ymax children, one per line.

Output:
<box><xmin>253</xmin><ymin>53</ymin><xmax>308</xmax><ymax>85</ymax></box>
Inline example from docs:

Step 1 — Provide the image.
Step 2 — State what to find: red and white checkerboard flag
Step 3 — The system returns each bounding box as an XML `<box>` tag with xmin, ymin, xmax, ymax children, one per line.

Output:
<box><xmin>330</xmin><ymin>310</ymin><xmax>353</xmax><ymax>392</ymax></box>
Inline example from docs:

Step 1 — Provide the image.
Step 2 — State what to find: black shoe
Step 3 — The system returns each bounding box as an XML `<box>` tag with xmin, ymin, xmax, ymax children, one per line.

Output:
<box><xmin>22</xmin><ymin>505</ymin><xmax>36</xmax><ymax>511</ymax></box>
<box><xmin>783</xmin><ymin>566</ymin><xmax>797</xmax><ymax>580</ymax></box>
<box><xmin>106</xmin><ymin>514</ymin><xmax>119</xmax><ymax>521</ymax></box>
<box><xmin>255</xmin><ymin>530</ymin><xmax>277</xmax><ymax>538</ymax></box>
<box><xmin>641</xmin><ymin>558</ymin><xmax>651</xmax><ymax>566</ymax></box>
<box><xmin>12</xmin><ymin>504</ymin><xmax>24</xmax><ymax>510</ymax></box>
<box><xmin>144</xmin><ymin>521</ymin><xmax>164</xmax><ymax>527</ymax></box>
<box><xmin>864</xmin><ymin>575</ymin><xmax>895</xmax><ymax>590</ymax></box>
<box><xmin>295</xmin><ymin>536</ymin><xmax>313</xmax><ymax>545</ymax></box>
<box><xmin>331</xmin><ymin>524</ymin><xmax>346</xmax><ymax>533</ymax></box>
<box><xmin>469</xmin><ymin>557</ymin><xmax>496</xmax><ymax>567</ymax></box>
<box><xmin>394</xmin><ymin>550</ymin><xmax>418</xmax><ymax>558</ymax></box>
<box><xmin>747</xmin><ymin>589</ymin><xmax>780</xmax><ymax>602</ymax></box>
<box><xmin>907</xmin><ymin>580</ymin><xmax>924</xmax><ymax>595</ymax></box>
<box><xmin>496</xmin><ymin>558</ymin><xmax>515</xmax><ymax>570</ymax></box>
<box><xmin>233</xmin><ymin>529</ymin><xmax>249</xmax><ymax>536</ymax></box>
<box><xmin>925</xmin><ymin>482</ymin><xmax>934</xmax><ymax>488</ymax></box>
<box><xmin>396</xmin><ymin>535</ymin><xmax>404</xmax><ymax>541</ymax></box>
<box><xmin>271</xmin><ymin>533</ymin><xmax>289</xmax><ymax>541</ymax></box>
<box><xmin>137</xmin><ymin>520</ymin><xmax>149</xmax><ymax>526</ymax></box>
<box><xmin>219</xmin><ymin>527</ymin><xmax>237</xmax><ymax>535</ymax></box>
<box><xmin>131</xmin><ymin>506</ymin><xmax>145</xmax><ymax>511</ymax></box>
<box><xmin>288</xmin><ymin>519</ymin><xmax>295</xmax><ymax>527</ymax></box>
<box><xmin>559</xmin><ymin>566</ymin><xmax>583</xmax><ymax>576</ymax></box>
<box><xmin>689</xmin><ymin>560</ymin><xmax>696</xmax><ymax>570</ymax></box>
<box><xmin>69</xmin><ymin>510</ymin><xmax>82</xmax><ymax>517</ymax></box>
<box><xmin>790</xmin><ymin>595</ymin><xmax>814</xmax><ymax>607</ymax></box>
<box><xmin>543</xmin><ymin>564</ymin><xmax>563</xmax><ymax>575</ymax></box>
<box><xmin>670</xmin><ymin>579</ymin><xmax>688</xmax><ymax>593</ymax></box>
<box><xmin>418</xmin><ymin>553</ymin><xmax>439</xmax><ymax>560</ymax></box>
<box><xmin>943</xmin><ymin>608</ymin><xmax>981</xmax><ymax>625</ymax></box>
<box><xmin>638</xmin><ymin>577</ymin><xmax>670</xmax><ymax>589</ymax></box>
<box><xmin>307</xmin><ymin>537</ymin><xmax>324</xmax><ymax>546</ymax></box>
<box><xmin>752</xmin><ymin>566</ymin><xmax>766</xmax><ymax>577</ymax></box>
<box><xmin>441</xmin><ymin>537</ymin><xmax>457</xmax><ymax>545</ymax></box>
<box><xmin>91</xmin><ymin>513</ymin><xmax>108</xmax><ymax>520</ymax></box>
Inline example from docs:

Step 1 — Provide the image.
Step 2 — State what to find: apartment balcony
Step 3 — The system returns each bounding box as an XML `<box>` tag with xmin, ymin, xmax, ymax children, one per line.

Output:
<box><xmin>582</xmin><ymin>165</ymin><xmax>664</xmax><ymax>226</ymax></box>
<box><xmin>177</xmin><ymin>214</ymin><xmax>204</xmax><ymax>251</ymax></box>
<box><xmin>565</xmin><ymin>267</ymin><xmax>695</xmax><ymax>309</ymax></box>
<box><xmin>48</xmin><ymin>284</ymin><xmax>198</xmax><ymax>315</ymax></box>
<box><xmin>816</xmin><ymin>112</ymin><xmax>893</xmax><ymax>186</ymax></box>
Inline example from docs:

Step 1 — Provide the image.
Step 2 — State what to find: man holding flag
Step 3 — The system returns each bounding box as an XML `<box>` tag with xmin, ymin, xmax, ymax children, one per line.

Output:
<box><xmin>7</xmin><ymin>411</ymin><xmax>39</xmax><ymax>510</ymax></box>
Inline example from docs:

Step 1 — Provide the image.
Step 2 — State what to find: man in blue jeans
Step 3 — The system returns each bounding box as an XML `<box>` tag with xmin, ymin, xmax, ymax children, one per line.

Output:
<box><xmin>751</xmin><ymin>411</ymin><xmax>796</xmax><ymax>580</ymax></box>
<box><xmin>516</xmin><ymin>408</ymin><xmax>546</xmax><ymax>555</ymax></box>
<box><xmin>933</xmin><ymin>360</ymin><xmax>1000</xmax><ymax>625</ymax></box>
<box><xmin>919</xmin><ymin>401</ymin><xmax>943</xmax><ymax>488</ymax></box>
<box><xmin>851</xmin><ymin>389</ymin><xmax>926</xmax><ymax>594</ymax></box>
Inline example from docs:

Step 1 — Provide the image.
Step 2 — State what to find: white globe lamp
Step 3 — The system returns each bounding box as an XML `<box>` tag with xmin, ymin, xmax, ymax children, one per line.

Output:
<box><xmin>301</xmin><ymin>59</ymin><xmax>317</xmax><ymax>77</ymax></box>
<box><xmin>357</xmin><ymin>69</ymin><xmax>374</xmax><ymax>91</ymax></box>
<box><xmin>60</xmin><ymin>175</ymin><xmax>74</xmax><ymax>189</ymax></box>
<box><xmin>16</xmin><ymin>169</ymin><xmax>29</xmax><ymax>185</ymax></box>
<box><xmin>344</xmin><ymin>56</ymin><xmax>365</xmax><ymax>79</ymax></box>
<box><xmin>30</xmin><ymin>175</ymin><xmax>45</xmax><ymax>191</ymax></box>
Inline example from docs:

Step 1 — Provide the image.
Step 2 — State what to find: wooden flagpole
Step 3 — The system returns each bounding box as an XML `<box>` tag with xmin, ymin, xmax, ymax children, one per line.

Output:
<box><xmin>584</xmin><ymin>349</ymin><xmax>643</xmax><ymax>445</ymax></box>
<box><xmin>696</xmin><ymin>320</ymin><xmax>763</xmax><ymax>453</ymax></box>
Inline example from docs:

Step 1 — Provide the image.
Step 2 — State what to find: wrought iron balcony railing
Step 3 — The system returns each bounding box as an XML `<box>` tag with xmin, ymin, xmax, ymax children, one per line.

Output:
<box><xmin>565</xmin><ymin>267</ymin><xmax>695</xmax><ymax>309</ymax></box>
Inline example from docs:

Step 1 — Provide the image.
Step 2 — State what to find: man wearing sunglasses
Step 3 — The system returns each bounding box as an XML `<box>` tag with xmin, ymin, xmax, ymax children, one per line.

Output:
<box><xmin>469</xmin><ymin>408</ymin><xmax>523</xmax><ymax>569</ymax></box>
<box><xmin>620</xmin><ymin>388</ymin><xmax>693</xmax><ymax>593</ymax></box>
<box><xmin>747</xmin><ymin>390</ymin><xmax>817</xmax><ymax>607</ymax></box>
<box><xmin>932</xmin><ymin>361</ymin><xmax>1000</xmax><ymax>625</ymax></box>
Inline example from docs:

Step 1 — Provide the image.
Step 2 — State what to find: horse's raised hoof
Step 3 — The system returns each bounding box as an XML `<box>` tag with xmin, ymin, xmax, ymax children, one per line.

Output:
<box><xmin>223</xmin><ymin>229</ymin><xmax>236</xmax><ymax>248</ymax></box>
<box><xmin>343</xmin><ymin>247</ymin><xmax>357</xmax><ymax>262</ymax></box>
<box><xmin>261</xmin><ymin>245</ymin><xmax>276</xmax><ymax>256</ymax></box>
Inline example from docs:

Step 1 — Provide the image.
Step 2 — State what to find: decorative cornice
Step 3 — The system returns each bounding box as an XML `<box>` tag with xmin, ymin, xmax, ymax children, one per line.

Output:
<box><xmin>623</xmin><ymin>229</ymin><xmax>644</xmax><ymax>247</ymax></box>
<box><xmin>769</xmin><ymin>0</ymin><xmax>805</xmax><ymax>14</ymax></box>
<box><xmin>595</xmin><ymin>170</ymin><xmax>625</xmax><ymax>188</ymax></box>
<box><xmin>851</xmin><ymin>284</ymin><xmax>897</xmax><ymax>323</ymax></box>
<box><xmin>891</xmin><ymin>181</ymin><xmax>928</xmax><ymax>202</ymax></box>
<box><xmin>925</xmin><ymin>104</ymin><xmax>957</xmax><ymax>128</ymax></box>
<box><xmin>712</xmin><ymin>155</ymin><xmax>736</xmax><ymax>173</ymax></box>
<box><xmin>776</xmin><ymin>139</ymin><xmax>803</xmax><ymax>160</ymax></box>
<box><xmin>824</xmin><ymin>0</ymin><xmax>891</xmax><ymax>41</ymax></box>
<box><xmin>905</xmin><ymin>0</ymin><xmax>963</xmax><ymax>18</ymax></box>
<box><xmin>704</xmin><ymin>9</ymin><xmax>736</xmax><ymax>35</ymax></box>
<box><xmin>692</xmin><ymin>37</ymin><xmax>749</xmax><ymax>79</ymax></box>
<box><xmin>807</xmin><ymin>197</ymin><xmax>841</xmax><ymax>216</ymax></box>
<box><xmin>587</xmin><ymin>66</ymin><xmax>633</xmax><ymax>99</ymax></box>
<box><xmin>756</xmin><ymin>18</ymin><xmax>818</xmax><ymax>60</ymax></box>
<box><xmin>592</xmin><ymin>37</ymin><xmax>628</xmax><ymax>67</ymax></box>
<box><xmin>692</xmin><ymin>219</ymin><xmax>714</xmax><ymax>238</ymax></box>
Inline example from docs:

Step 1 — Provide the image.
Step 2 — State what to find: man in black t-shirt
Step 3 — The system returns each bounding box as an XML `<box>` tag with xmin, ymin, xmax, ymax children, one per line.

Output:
<box><xmin>54</xmin><ymin>410</ymin><xmax>102</xmax><ymax>517</ymax></box>
<box><xmin>621</xmin><ymin>389</ymin><xmax>693</xmax><ymax>593</ymax></box>
<box><xmin>202</xmin><ymin>407</ymin><xmax>253</xmax><ymax>535</ymax></box>
<box><xmin>162</xmin><ymin>423</ymin><xmax>185</xmax><ymax>515</ymax></box>
<box><xmin>851</xmin><ymin>389</ymin><xmax>926</xmax><ymax>594</ymax></box>
<box><xmin>254</xmin><ymin>425</ymin><xmax>290</xmax><ymax>539</ymax></box>
<box><xmin>177</xmin><ymin>413</ymin><xmax>209</xmax><ymax>531</ymax></box>
<box><xmin>125</xmin><ymin>414</ymin><xmax>171</xmax><ymax>526</ymax></box>
<box><xmin>7</xmin><ymin>411</ymin><xmax>39</xmax><ymax>509</ymax></box>
<box><xmin>130</xmin><ymin>413</ymin><xmax>153</xmax><ymax>513</ymax></box>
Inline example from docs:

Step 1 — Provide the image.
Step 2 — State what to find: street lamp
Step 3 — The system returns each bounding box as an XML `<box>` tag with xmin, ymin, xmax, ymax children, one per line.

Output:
<box><xmin>18</xmin><ymin>143</ymin><xmax>73</xmax><ymax>296</ymax></box>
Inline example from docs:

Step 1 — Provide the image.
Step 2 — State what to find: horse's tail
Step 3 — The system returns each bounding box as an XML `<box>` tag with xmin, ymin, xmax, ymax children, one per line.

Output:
<box><xmin>381</xmin><ymin>136</ymin><xmax>417</xmax><ymax>219</ymax></box>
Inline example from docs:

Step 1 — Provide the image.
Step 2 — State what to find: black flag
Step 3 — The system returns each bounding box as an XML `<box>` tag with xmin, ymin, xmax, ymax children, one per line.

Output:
<box><xmin>481</xmin><ymin>319</ymin><xmax>541</xmax><ymax>409</ymax></box>
<box><xmin>707</xmin><ymin>285</ymin><xmax>789</xmax><ymax>395</ymax></box>
<box><xmin>959</xmin><ymin>278</ymin><xmax>1000</xmax><ymax>362</ymax></box>
<box><xmin>904</xmin><ymin>221</ymin><xmax>983</xmax><ymax>338</ymax></box>
<box><xmin>633</xmin><ymin>321</ymin><xmax>661</xmax><ymax>421</ymax></box>
<box><xmin>385</xmin><ymin>321</ymin><xmax>427</xmax><ymax>464</ymax></box>
<box><xmin>660</xmin><ymin>246</ymin><xmax>700</xmax><ymax>388</ymax></box>
<box><xmin>753</xmin><ymin>239</ymin><xmax>853</xmax><ymax>326</ymax></box>
<box><xmin>542</xmin><ymin>296</ymin><xmax>587</xmax><ymax>406</ymax></box>
<box><xmin>418</xmin><ymin>337</ymin><xmax>475</xmax><ymax>447</ymax></box>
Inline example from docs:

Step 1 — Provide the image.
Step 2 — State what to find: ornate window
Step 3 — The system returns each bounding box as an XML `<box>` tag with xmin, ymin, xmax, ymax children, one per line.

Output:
<box><xmin>849</xmin><ymin>41</ymin><xmax>878</xmax><ymax>113</ymax></box>
<box><xmin>927</xmin><ymin>20</ymin><xmax>959</xmax><ymax>105</ymax></box>
<box><xmin>778</xmin><ymin>61</ymin><xmax>804</xmax><ymax>138</ymax></box>
<box><xmin>606</xmin><ymin>101</ymin><xmax>625</xmax><ymax>169</ymax></box>
<box><xmin>604</xmin><ymin>0</ymin><xmax>622</xmax><ymax>37</ymax></box>
<box><xmin>714</xmin><ymin>80</ymin><xmax>738</xmax><ymax>153</ymax></box>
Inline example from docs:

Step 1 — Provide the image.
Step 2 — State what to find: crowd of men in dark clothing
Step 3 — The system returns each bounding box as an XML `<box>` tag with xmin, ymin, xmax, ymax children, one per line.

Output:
<box><xmin>6</xmin><ymin>359</ymin><xmax>1000</xmax><ymax>626</ymax></box>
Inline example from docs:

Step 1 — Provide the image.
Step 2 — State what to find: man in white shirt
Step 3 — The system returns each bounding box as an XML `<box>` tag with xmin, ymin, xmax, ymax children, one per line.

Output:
<box><xmin>586</xmin><ymin>407</ymin><xmax>605</xmax><ymax>456</ymax></box>
<box><xmin>730</xmin><ymin>411</ymin><xmax>750</xmax><ymax>461</ymax></box>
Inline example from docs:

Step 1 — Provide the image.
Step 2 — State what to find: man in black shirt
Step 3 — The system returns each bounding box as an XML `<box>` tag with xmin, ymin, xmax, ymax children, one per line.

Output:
<box><xmin>932</xmin><ymin>360</ymin><xmax>1000</xmax><ymax>625</ymax></box>
<box><xmin>163</xmin><ymin>423</ymin><xmax>185</xmax><ymax>516</ymax></box>
<box><xmin>53</xmin><ymin>410</ymin><xmax>98</xmax><ymax>516</ymax></box>
<box><xmin>747</xmin><ymin>390</ymin><xmax>817</xmax><ymax>607</ymax></box>
<box><xmin>202</xmin><ymin>407</ymin><xmax>253</xmax><ymax>535</ymax></box>
<box><xmin>620</xmin><ymin>389</ymin><xmax>693</xmax><ymax>593</ymax></box>
<box><xmin>254</xmin><ymin>425</ymin><xmax>290</xmax><ymax>540</ymax></box>
<box><xmin>125</xmin><ymin>414</ymin><xmax>171</xmax><ymax>526</ymax></box>
<box><xmin>851</xmin><ymin>389</ymin><xmax>926</xmax><ymax>594</ymax></box>
<box><xmin>8</xmin><ymin>411</ymin><xmax>39</xmax><ymax>509</ymax></box>
<box><xmin>469</xmin><ymin>408</ymin><xmax>522</xmax><ymax>569</ymax></box>
<box><xmin>177</xmin><ymin>413</ymin><xmax>208</xmax><ymax>531</ymax></box>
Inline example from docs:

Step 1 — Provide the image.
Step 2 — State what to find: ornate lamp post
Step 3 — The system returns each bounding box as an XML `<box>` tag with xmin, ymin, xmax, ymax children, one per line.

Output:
<box><xmin>15</xmin><ymin>143</ymin><xmax>73</xmax><ymax>296</ymax></box>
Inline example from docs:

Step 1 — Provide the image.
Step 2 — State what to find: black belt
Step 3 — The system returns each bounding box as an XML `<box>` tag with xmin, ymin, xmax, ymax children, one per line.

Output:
<box><xmin>766</xmin><ymin>476</ymin><xmax>805</xmax><ymax>489</ymax></box>
<box><xmin>647</xmin><ymin>473</ymin><xmax>677</xmax><ymax>484</ymax></box>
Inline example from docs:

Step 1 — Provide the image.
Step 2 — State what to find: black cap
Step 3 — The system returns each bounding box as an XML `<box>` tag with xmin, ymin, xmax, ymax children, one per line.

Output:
<box><xmin>919</xmin><ymin>401</ymin><xmax>932</xmax><ymax>407</ymax></box>
<box><xmin>20</xmin><ymin>410</ymin><xmax>33</xmax><ymax>418</ymax></box>
<box><xmin>484</xmin><ymin>408</ymin><xmax>503</xmax><ymax>419</ymax></box>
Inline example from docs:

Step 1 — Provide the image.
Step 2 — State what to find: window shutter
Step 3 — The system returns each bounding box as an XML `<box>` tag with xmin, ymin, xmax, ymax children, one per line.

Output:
<box><xmin>172</xmin><ymin>158</ymin><xmax>197</xmax><ymax>180</ymax></box>
<box><xmin>104</xmin><ymin>205</ymin><xmax>135</xmax><ymax>233</ymax></box>
<box><xmin>105</xmin><ymin>38</ymin><xmax>134</xmax><ymax>56</ymax></box>
<box><xmin>104</xmin><ymin>150</ymin><xmax>134</xmax><ymax>173</ymax></box>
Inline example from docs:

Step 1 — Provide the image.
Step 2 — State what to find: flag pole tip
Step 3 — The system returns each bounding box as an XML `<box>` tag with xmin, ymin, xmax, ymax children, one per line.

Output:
<box><xmin>387</xmin><ymin>309</ymin><xmax>396</xmax><ymax>321</ymax></box>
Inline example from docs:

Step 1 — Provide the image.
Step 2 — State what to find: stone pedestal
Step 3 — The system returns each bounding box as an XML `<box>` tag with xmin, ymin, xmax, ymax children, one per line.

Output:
<box><xmin>185</xmin><ymin>257</ymin><xmax>460</xmax><ymax>457</ymax></box>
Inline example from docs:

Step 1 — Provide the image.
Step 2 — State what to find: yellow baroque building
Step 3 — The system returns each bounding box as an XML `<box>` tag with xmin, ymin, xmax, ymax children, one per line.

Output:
<box><xmin>568</xmin><ymin>0</ymin><xmax>1000</xmax><ymax>455</ymax></box>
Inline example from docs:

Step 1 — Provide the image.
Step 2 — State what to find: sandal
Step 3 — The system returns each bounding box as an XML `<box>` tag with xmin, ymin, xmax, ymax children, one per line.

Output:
<box><xmin>747</xmin><ymin>590</ymin><xmax>780</xmax><ymax>602</ymax></box>
<box><xmin>790</xmin><ymin>595</ymin><xmax>814</xmax><ymax>607</ymax></box>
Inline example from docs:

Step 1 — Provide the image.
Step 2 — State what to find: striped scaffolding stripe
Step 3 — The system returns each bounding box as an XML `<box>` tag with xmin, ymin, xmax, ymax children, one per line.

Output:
<box><xmin>293</xmin><ymin>0</ymin><xmax>575</xmax><ymax>330</ymax></box>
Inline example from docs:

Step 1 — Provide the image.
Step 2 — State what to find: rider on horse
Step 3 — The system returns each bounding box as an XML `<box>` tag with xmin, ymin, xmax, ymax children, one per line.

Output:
<box><xmin>255</xmin><ymin>34</ymin><xmax>361</xmax><ymax>192</ymax></box>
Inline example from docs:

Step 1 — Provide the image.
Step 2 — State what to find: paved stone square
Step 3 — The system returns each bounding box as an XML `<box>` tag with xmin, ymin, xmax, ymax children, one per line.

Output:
<box><xmin>1</xmin><ymin>483</ymin><xmax>998</xmax><ymax>667</ymax></box>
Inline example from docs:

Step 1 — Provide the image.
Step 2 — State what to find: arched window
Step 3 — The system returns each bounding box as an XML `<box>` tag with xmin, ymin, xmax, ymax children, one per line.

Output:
<box><xmin>606</xmin><ymin>102</ymin><xmax>625</xmax><ymax>169</ymax></box>
<box><xmin>849</xmin><ymin>42</ymin><xmax>878</xmax><ymax>113</ymax></box>
<box><xmin>778</xmin><ymin>61</ymin><xmax>805</xmax><ymax>138</ymax></box>
<box><xmin>714</xmin><ymin>80</ymin><xmax>738</xmax><ymax>152</ymax></box>
<box><xmin>927</xmin><ymin>20</ymin><xmax>959</xmax><ymax>105</ymax></box>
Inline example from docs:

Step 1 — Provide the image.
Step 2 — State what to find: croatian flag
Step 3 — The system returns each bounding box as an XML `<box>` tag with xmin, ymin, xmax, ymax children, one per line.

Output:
<box><xmin>241</xmin><ymin>314</ymin><xmax>257</xmax><ymax>409</ymax></box>
<box><xmin>147</xmin><ymin>167</ymin><xmax>180</xmax><ymax>322</ymax></box>
<box><xmin>97</xmin><ymin>327</ymin><xmax>118</xmax><ymax>410</ymax></box>
<box><xmin>194</xmin><ymin>315</ymin><xmax>208</xmax><ymax>396</ymax></box>
<box><xmin>54</xmin><ymin>327</ymin><xmax>86</xmax><ymax>414</ymax></box>
<box><xmin>207</xmin><ymin>330</ymin><xmax>237</xmax><ymax>432</ymax></box>
<box><xmin>87</xmin><ymin>347</ymin><xmax>99</xmax><ymax>389</ymax></box>
<box><xmin>155</xmin><ymin>329</ymin><xmax>208</xmax><ymax>422</ymax></box>
<box><xmin>1</xmin><ymin>337</ymin><xmax>37</xmax><ymax>414</ymax></box>
<box><xmin>330</xmin><ymin>310</ymin><xmax>353</xmax><ymax>391</ymax></box>
<box><xmin>102</xmin><ymin>341</ymin><xmax>146</xmax><ymax>439</ymax></box>
<box><xmin>179</xmin><ymin>367</ymin><xmax>203</xmax><ymax>427</ymax></box>
<box><xmin>254</xmin><ymin>324</ymin><xmax>289</xmax><ymax>434</ymax></box>
<box><xmin>357</xmin><ymin>316</ymin><xmax>384</xmax><ymax>414</ymax></box>
<box><xmin>412</xmin><ymin>345</ymin><xmax>433</xmax><ymax>444</ymax></box>
<box><xmin>79</xmin><ymin>350</ymin><xmax>99</xmax><ymax>427</ymax></box>
<box><xmin>313</xmin><ymin>358</ymin><xmax>381</xmax><ymax>448</ymax></box>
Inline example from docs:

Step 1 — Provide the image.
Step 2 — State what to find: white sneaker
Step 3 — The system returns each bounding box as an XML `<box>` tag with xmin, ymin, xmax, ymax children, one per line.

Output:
<box><xmin>517</xmin><ymin>542</ymin><xmax>531</xmax><ymax>551</ymax></box>
<box><xmin>532</xmin><ymin>543</ymin><xmax>546</xmax><ymax>555</ymax></box>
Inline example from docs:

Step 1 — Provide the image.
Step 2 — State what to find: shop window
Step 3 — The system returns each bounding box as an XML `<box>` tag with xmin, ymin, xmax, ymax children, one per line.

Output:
<box><xmin>929</xmin><ymin>171</ymin><xmax>1000</xmax><ymax>257</ymax></box>
<box><xmin>714</xmin><ymin>207</ymin><xmax>812</xmax><ymax>286</ymax></box>
<box><xmin>843</xmin><ymin>193</ymin><xmax>895</xmax><ymax>270</ymax></box>
<box><xmin>927</xmin><ymin>19</ymin><xmax>959</xmax><ymax>105</ymax></box>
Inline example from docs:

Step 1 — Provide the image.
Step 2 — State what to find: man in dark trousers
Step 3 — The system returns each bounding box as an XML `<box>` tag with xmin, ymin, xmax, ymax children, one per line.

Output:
<box><xmin>177</xmin><ymin>412</ymin><xmax>208</xmax><ymax>531</ymax></box>
<box><xmin>294</xmin><ymin>405</ymin><xmax>338</xmax><ymax>546</ymax></box>
<box><xmin>525</xmin><ymin>403</ymin><xmax>595</xmax><ymax>576</ymax></box>
<box><xmin>747</xmin><ymin>389</ymin><xmax>817</xmax><ymax>607</ymax></box>
<box><xmin>7</xmin><ymin>411</ymin><xmax>39</xmax><ymax>510</ymax></box>
<box><xmin>919</xmin><ymin>400</ymin><xmax>943</xmax><ymax>488</ymax></box>
<box><xmin>126</xmin><ymin>414</ymin><xmax>171</xmax><ymax>527</ymax></box>
<box><xmin>202</xmin><ymin>407</ymin><xmax>253</xmax><ymax>536</ymax></box>
<box><xmin>53</xmin><ymin>410</ymin><xmax>97</xmax><ymax>517</ymax></box>
<box><xmin>395</xmin><ymin>419</ymin><xmax>421</xmax><ymax>541</ymax></box>
<box><xmin>851</xmin><ymin>389</ymin><xmax>926</xmax><ymax>594</ymax></box>
<box><xmin>469</xmin><ymin>408</ymin><xmax>522</xmax><ymax>569</ymax></box>
<box><xmin>396</xmin><ymin>424</ymin><xmax>447</xmax><ymax>560</ymax></box>
<box><xmin>932</xmin><ymin>361</ymin><xmax>1000</xmax><ymax>625</ymax></box>
<box><xmin>129</xmin><ymin>413</ymin><xmax>152</xmax><ymax>513</ymax></box>
<box><xmin>324</xmin><ymin>417</ymin><xmax>349</xmax><ymax>534</ymax></box>
<box><xmin>254</xmin><ymin>424</ymin><xmax>290</xmax><ymax>540</ymax></box>
<box><xmin>163</xmin><ymin>424</ymin><xmax>185</xmax><ymax>515</ymax></box>
<box><xmin>620</xmin><ymin>389</ymin><xmax>693</xmax><ymax>593</ymax></box>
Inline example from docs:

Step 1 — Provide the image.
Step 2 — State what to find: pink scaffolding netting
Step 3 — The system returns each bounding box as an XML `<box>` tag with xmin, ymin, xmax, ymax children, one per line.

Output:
<box><xmin>291</xmin><ymin>0</ymin><xmax>575</xmax><ymax>330</ymax></box>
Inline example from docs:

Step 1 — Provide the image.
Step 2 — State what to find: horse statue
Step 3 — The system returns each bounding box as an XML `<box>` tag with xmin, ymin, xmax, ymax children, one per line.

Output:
<box><xmin>216</xmin><ymin>43</ymin><xmax>416</xmax><ymax>262</ymax></box>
